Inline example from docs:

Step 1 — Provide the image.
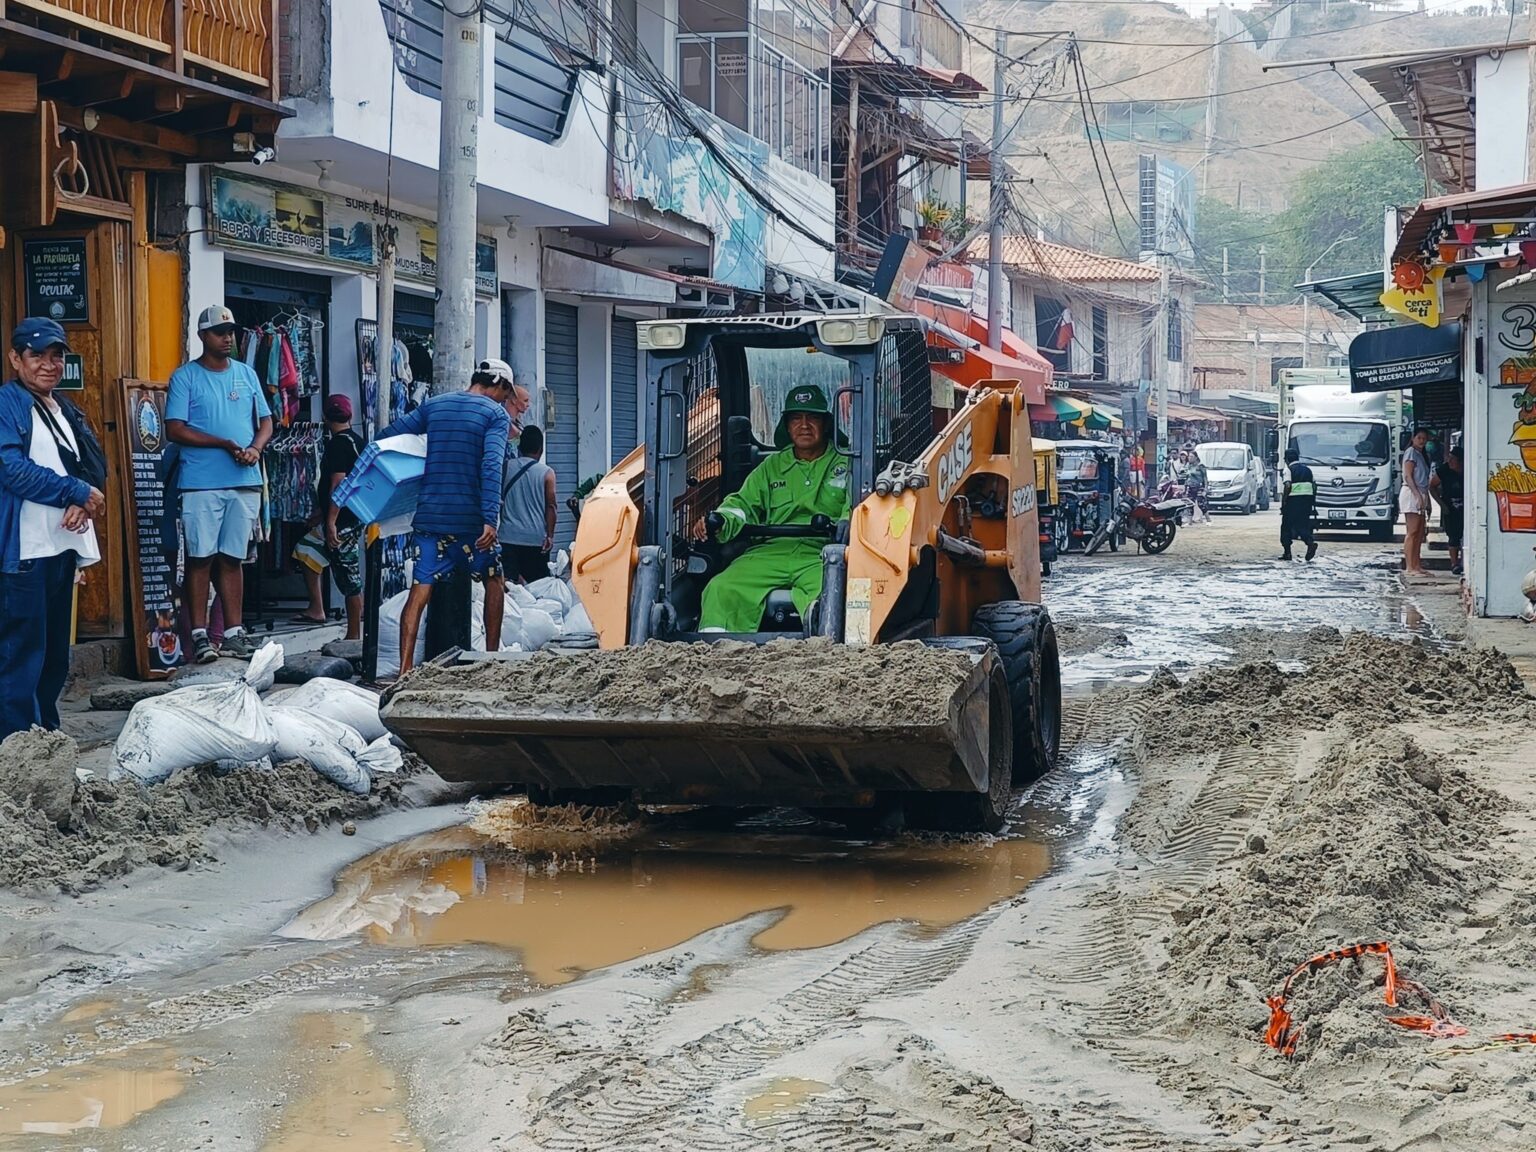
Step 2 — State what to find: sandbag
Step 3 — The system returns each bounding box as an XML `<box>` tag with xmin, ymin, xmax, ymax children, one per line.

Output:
<box><xmin>521</xmin><ymin>606</ymin><xmax>559</xmax><ymax>651</ymax></box>
<box><xmin>269</xmin><ymin>707</ymin><xmax>371</xmax><ymax>794</ymax></box>
<box><xmin>526</xmin><ymin>577</ymin><xmax>575</xmax><ymax>614</ymax></box>
<box><xmin>534</xmin><ymin>598</ymin><xmax>566</xmax><ymax>624</ymax></box>
<box><xmin>564</xmin><ymin>601</ymin><xmax>594</xmax><ymax>636</ymax></box>
<box><xmin>112</xmin><ymin>644</ymin><xmax>283</xmax><ymax>785</ymax></box>
<box><xmin>358</xmin><ymin>735</ymin><xmax>404</xmax><ymax>775</ymax></box>
<box><xmin>170</xmin><ymin>656</ymin><xmax>277</xmax><ymax>694</ymax></box>
<box><xmin>274</xmin><ymin>678</ymin><xmax>386</xmax><ymax>741</ymax></box>
<box><xmin>275</xmin><ymin>653</ymin><xmax>356</xmax><ymax>684</ymax></box>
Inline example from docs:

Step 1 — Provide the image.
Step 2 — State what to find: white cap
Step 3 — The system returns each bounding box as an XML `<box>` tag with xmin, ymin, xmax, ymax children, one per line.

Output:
<box><xmin>475</xmin><ymin>357</ymin><xmax>515</xmax><ymax>386</ymax></box>
<box><xmin>197</xmin><ymin>304</ymin><xmax>237</xmax><ymax>331</ymax></box>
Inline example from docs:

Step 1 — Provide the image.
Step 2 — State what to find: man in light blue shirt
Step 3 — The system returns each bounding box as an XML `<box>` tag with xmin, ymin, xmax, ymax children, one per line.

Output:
<box><xmin>166</xmin><ymin>304</ymin><xmax>272</xmax><ymax>663</ymax></box>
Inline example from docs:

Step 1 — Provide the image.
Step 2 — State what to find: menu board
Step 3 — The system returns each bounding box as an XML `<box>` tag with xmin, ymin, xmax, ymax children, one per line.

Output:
<box><xmin>118</xmin><ymin>380</ymin><xmax>187</xmax><ymax>678</ymax></box>
<box><xmin>23</xmin><ymin>237</ymin><xmax>89</xmax><ymax>323</ymax></box>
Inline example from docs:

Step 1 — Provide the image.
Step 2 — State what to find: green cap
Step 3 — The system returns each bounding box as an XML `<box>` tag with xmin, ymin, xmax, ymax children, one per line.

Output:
<box><xmin>774</xmin><ymin>384</ymin><xmax>832</xmax><ymax>448</ymax></box>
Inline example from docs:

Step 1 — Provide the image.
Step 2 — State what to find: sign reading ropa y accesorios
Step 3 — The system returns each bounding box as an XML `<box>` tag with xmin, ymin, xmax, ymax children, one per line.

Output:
<box><xmin>207</xmin><ymin>169</ymin><xmax>498</xmax><ymax>297</ymax></box>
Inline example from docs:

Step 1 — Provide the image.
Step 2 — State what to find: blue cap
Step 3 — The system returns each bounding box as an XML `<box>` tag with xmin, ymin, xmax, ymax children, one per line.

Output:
<box><xmin>11</xmin><ymin>318</ymin><xmax>70</xmax><ymax>353</ymax></box>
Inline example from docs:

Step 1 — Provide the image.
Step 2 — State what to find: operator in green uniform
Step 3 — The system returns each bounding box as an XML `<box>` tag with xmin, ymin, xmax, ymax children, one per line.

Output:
<box><xmin>695</xmin><ymin>384</ymin><xmax>851</xmax><ymax>631</ymax></box>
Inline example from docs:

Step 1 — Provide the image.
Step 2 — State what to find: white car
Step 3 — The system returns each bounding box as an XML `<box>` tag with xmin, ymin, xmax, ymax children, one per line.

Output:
<box><xmin>1195</xmin><ymin>442</ymin><xmax>1260</xmax><ymax>514</ymax></box>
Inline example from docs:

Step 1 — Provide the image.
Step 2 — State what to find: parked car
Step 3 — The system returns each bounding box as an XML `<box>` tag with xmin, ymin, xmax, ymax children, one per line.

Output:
<box><xmin>1250</xmin><ymin>455</ymin><xmax>1272</xmax><ymax>511</ymax></box>
<box><xmin>1195</xmin><ymin>441</ymin><xmax>1260</xmax><ymax>514</ymax></box>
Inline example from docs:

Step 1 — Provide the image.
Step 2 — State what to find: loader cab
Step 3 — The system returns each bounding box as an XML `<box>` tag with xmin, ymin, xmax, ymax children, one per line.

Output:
<box><xmin>637</xmin><ymin>314</ymin><xmax>932</xmax><ymax>640</ymax></box>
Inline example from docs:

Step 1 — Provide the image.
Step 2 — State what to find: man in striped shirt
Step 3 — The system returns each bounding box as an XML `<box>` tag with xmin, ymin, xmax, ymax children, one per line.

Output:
<box><xmin>381</xmin><ymin>358</ymin><xmax>516</xmax><ymax>675</ymax></box>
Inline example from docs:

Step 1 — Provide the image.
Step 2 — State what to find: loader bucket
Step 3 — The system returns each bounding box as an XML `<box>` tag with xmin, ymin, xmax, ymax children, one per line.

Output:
<box><xmin>381</xmin><ymin>640</ymin><xmax>1004</xmax><ymax>808</ymax></box>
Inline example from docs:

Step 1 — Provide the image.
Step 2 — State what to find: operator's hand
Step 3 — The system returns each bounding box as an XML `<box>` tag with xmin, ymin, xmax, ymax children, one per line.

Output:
<box><xmin>61</xmin><ymin>505</ymin><xmax>89</xmax><ymax>533</ymax></box>
<box><xmin>325</xmin><ymin>524</ymin><xmax>342</xmax><ymax>550</ymax></box>
<box><xmin>475</xmin><ymin>523</ymin><xmax>498</xmax><ymax>551</ymax></box>
<box><xmin>84</xmin><ymin>487</ymin><xmax>107</xmax><ymax>518</ymax></box>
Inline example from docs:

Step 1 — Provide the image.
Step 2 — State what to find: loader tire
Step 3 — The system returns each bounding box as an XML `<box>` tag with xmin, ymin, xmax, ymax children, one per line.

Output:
<box><xmin>971</xmin><ymin>601</ymin><xmax>1062</xmax><ymax>787</ymax></box>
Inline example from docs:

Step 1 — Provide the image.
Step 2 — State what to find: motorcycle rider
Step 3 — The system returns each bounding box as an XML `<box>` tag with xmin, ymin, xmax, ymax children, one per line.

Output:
<box><xmin>1279</xmin><ymin>443</ymin><xmax>1317</xmax><ymax>561</ymax></box>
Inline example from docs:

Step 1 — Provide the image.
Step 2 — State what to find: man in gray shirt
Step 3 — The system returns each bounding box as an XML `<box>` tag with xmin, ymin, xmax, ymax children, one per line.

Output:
<box><xmin>499</xmin><ymin>425</ymin><xmax>557</xmax><ymax>584</ymax></box>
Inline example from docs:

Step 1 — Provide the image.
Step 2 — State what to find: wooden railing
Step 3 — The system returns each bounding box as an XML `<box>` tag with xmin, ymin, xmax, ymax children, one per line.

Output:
<box><xmin>9</xmin><ymin>0</ymin><xmax>277</xmax><ymax>92</ymax></box>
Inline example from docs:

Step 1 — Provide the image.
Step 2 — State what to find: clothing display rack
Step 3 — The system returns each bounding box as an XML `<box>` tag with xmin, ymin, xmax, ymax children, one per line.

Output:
<box><xmin>263</xmin><ymin>421</ymin><xmax>324</xmax><ymax>526</ymax></box>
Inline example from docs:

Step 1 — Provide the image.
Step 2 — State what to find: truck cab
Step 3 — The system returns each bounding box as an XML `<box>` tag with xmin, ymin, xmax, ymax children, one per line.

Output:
<box><xmin>1277</xmin><ymin>369</ymin><xmax>1401</xmax><ymax>541</ymax></box>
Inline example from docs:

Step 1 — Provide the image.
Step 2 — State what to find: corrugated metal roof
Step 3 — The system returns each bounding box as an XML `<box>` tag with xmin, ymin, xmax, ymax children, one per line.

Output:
<box><xmin>1390</xmin><ymin>181</ymin><xmax>1536</xmax><ymax>266</ymax></box>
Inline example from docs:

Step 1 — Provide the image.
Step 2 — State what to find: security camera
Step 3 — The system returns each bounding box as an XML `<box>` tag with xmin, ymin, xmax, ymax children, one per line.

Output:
<box><xmin>251</xmin><ymin>146</ymin><xmax>276</xmax><ymax>165</ymax></box>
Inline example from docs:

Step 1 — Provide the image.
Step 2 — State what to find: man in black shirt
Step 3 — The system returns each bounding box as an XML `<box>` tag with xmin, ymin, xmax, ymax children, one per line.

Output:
<box><xmin>1280</xmin><ymin>444</ymin><xmax>1317</xmax><ymax>561</ymax></box>
<box><xmin>292</xmin><ymin>395</ymin><xmax>367</xmax><ymax>637</ymax></box>
<box><xmin>1430</xmin><ymin>444</ymin><xmax>1464</xmax><ymax>575</ymax></box>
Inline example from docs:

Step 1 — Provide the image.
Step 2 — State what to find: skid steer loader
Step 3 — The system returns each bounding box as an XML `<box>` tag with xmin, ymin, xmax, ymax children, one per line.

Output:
<box><xmin>382</xmin><ymin>313</ymin><xmax>1062</xmax><ymax>832</ymax></box>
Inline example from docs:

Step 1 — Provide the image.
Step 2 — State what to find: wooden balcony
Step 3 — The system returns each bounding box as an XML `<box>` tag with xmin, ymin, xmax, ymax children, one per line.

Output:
<box><xmin>2</xmin><ymin>0</ymin><xmax>279</xmax><ymax>95</ymax></box>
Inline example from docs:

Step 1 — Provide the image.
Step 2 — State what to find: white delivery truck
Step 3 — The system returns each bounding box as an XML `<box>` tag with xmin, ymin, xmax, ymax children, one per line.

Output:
<box><xmin>1277</xmin><ymin>368</ymin><xmax>1404</xmax><ymax>541</ymax></box>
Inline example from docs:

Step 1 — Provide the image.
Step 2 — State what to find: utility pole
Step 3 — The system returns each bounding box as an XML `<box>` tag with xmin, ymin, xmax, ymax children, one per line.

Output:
<box><xmin>362</xmin><ymin>224</ymin><xmax>397</xmax><ymax>681</ymax></box>
<box><xmin>1258</xmin><ymin>244</ymin><xmax>1267</xmax><ymax>302</ymax></box>
<box><xmin>434</xmin><ymin>2</ymin><xmax>482</xmax><ymax>395</ymax></box>
<box><xmin>986</xmin><ymin>27</ymin><xmax>1006</xmax><ymax>351</ymax></box>
<box><xmin>1156</xmin><ymin>257</ymin><xmax>1170</xmax><ymax>482</ymax></box>
<box><xmin>423</xmin><ymin>0</ymin><xmax>483</xmax><ymax>659</ymax></box>
<box><xmin>1222</xmin><ymin>246</ymin><xmax>1229</xmax><ymax>303</ymax></box>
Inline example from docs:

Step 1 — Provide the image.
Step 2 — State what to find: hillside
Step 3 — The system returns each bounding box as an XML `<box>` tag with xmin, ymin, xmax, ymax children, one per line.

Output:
<box><xmin>965</xmin><ymin>0</ymin><xmax>1514</xmax><ymax>252</ymax></box>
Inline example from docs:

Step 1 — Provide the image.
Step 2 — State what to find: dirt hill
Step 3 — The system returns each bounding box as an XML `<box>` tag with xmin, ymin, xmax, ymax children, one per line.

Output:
<box><xmin>965</xmin><ymin>0</ymin><xmax>1513</xmax><ymax>250</ymax></box>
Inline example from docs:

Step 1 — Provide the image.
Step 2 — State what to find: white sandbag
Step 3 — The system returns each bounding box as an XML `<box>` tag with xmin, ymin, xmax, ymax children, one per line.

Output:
<box><xmin>358</xmin><ymin>735</ymin><xmax>404</xmax><ymax>775</ymax></box>
<box><xmin>564</xmin><ymin>601</ymin><xmax>594</xmax><ymax>636</ymax></box>
<box><xmin>550</xmin><ymin>549</ymin><xmax>571</xmax><ymax>579</ymax></box>
<box><xmin>378</xmin><ymin>583</ymin><xmax>491</xmax><ymax>678</ymax></box>
<box><xmin>276</xmin><ymin>678</ymin><xmax>386</xmax><ymax>742</ymax></box>
<box><xmin>526</xmin><ymin>577</ymin><xmax>575</xmax><ymax>614</ymax></box>
<box><xmin>521</xmin><ymin>606</ymin><xmax>559</xmax><ymax>651</ymax></box>
<box><xmin>506</xmin><ymin>582</ymin><xmax>538</xmax><ymax>610</ymax></box>
<box><xmin>269</xmin><ymin>708</ymin><xmax>371</xmax><ymax>794</ymax></box>
<box><xmin>534</xmin><ymin>597</ymin><xmax>566</xmax><ymax>624</ymax></box>
<box><xmin>270</xmin><ymin>705</ymin><xmax>367</xmax><ymax>756</ymax></box>
<box><xmin>112</xmin><ymin>643</ymin><xmax>283</xmax><ymax>785</ymax></box>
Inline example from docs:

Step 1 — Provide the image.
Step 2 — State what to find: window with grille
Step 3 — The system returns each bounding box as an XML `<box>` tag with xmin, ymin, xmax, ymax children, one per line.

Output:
<box><xmin>1166</xmin><ymin>299</ymin><xmax>1184</xmax><ymax>364</ymax></box>
<box><xmin>874</xmin><ymin>328</ymin><xmax>934</xmax><ymax>475</ymax></box>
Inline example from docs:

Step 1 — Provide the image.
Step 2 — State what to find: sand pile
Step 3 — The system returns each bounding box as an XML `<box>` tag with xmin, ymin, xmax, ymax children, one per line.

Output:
<box><xmin>1055</xmin><ymin>622</ymin><xmax>1129</xmax><ymax>657</ymax></box>
<box><xmin>391</xmin><ymin>638</ymin><xmax>979</xmax><ymax>730</ymax></box>
<box><xmin>1146</xmin><ymin>633</ymin><xmax>1534</xmax><ymax>757</ymax></box>
<box><xmin>467</xmin><ymin>797</ymin><xmax>644</xmax><ymax>858</ymax></box>
<box><xmin>0</xmin><ymin>728</ymin><xmax>424</xmax><ymax>894</ymax></box>
<box><xmin>1127</xmin><ymin>633</ymin><xmax>1533</xmax><ymax>1084</ymax></box>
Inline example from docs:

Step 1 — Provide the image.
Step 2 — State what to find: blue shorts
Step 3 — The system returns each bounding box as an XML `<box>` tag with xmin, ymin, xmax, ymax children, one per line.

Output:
<box><xmin>412</xmin><ymin>532</ymin><xmax>503</xmax><ymax>584</ymax></box>
<box><xmin>183</xmin><ymin>488</ymin><xmax>261</xmax><ymax>560</ymax></box>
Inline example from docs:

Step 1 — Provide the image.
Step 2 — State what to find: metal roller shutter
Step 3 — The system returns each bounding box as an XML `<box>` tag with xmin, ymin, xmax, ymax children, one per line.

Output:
<box><xmin>544</xmin><ymin>302</ymin><xmax>580</xmax><ymax>548</ymax></box>
<box><xmin>610</xmin><ymin>317</ymin><xmax>639</xmax><ymax>465</ymax></box>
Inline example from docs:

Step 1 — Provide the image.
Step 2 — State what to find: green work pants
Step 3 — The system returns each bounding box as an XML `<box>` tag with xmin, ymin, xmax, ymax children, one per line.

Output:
<box><xmin>698</xmin><ymin>538</ymin><xmax>825</xmax><ymax>632</ymax></box>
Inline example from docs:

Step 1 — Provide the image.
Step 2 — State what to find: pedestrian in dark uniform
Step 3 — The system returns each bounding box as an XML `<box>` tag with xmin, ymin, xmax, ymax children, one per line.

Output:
<box><xmin>1280</xmin><ymin>444</ymin><xmax>1317</xmax><ymax>561</ymax></box>
<box><xmin>1430</xmin><ymin>444</ymin><xmax>1464</xmax><ymax>576</ymax></box>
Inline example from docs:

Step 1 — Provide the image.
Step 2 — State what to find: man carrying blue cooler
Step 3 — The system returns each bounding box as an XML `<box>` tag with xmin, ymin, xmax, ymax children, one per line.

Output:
<box><xmin>167</xmin><ymin>305</ymin><xmax>273</xmax><ymax>663</ymax></box>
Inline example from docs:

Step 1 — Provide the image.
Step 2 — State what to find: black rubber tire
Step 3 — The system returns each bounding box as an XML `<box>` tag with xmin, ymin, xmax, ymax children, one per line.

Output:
<box><xmin>1143</xmin><ymin>520</ymin><xmax>1177</xmax><ymax>554</ymax></box>
<box><xmin>905</xmin><ymin>662</ymin><xmax>1014</xmax><ymax>834</ymax></box>
<box><xmin>972</xmin><ymin>601</ymin><xmax>1061</xmax><ymax>789</ymax></box>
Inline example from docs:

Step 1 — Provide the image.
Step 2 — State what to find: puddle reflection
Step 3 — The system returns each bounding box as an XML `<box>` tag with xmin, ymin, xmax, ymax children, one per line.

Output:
<box><xmin>283</xmin><ymin>829</ymin><xmax>1049</xmax><ymax>985</ymax></box>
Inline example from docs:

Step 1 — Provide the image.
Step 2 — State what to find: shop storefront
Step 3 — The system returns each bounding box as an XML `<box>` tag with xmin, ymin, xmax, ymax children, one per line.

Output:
<box><xmin>0</xmin><ymin>4</ymin><xmax>283</xmax><ymax>675</ymax></box>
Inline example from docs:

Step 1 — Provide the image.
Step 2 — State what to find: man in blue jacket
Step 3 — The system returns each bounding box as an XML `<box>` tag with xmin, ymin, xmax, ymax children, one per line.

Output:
<box><xmin>380</xmin><ymin>359</ymin><xmax>515</xmax><ymax>676</ymax></box>
<box><xmin>0</xmin><ymin>319</ymin><xmax>108</xmax><ymax>742</ymax></box>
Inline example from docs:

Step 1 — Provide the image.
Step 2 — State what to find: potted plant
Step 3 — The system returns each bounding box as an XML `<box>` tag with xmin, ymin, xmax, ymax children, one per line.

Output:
<box><xmin>916</xmin><ymin>199</ymin><xmax>950</xmax><ymax>243</ymax></box>
<box><xmin>944</xmin><ymin>210</ymin><xmax>981</xmax><ymax>247</ymax></box>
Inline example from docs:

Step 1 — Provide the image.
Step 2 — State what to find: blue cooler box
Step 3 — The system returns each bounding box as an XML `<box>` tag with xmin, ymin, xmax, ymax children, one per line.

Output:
<box><xmin>334</xmin><ymin>440</ymin><xmax>425</xmax><ymax>527</ymax></box>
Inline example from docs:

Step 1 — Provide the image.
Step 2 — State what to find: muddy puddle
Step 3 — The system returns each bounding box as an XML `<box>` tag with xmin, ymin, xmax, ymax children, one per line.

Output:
<box><xmin>0</xmin><ymin>1043</ymin><xmax>185</xmax><ymax>1137</ymax></box>
<box><xmin>744</xmin><ymin>1077</ymin><xmax>829</xmax><ymax>1121</ymax></box>
<box><xmin>283</xmin><ymin>826</ymin><xmax>1049</xmax><ymax>985</ymax></box>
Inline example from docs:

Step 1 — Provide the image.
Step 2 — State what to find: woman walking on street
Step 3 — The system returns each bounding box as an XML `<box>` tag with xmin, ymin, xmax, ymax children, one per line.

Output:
<box><xmin>1400</xmin><ymin>426</ymin><xmax>1431</xmax><ymax>575</ymax></box>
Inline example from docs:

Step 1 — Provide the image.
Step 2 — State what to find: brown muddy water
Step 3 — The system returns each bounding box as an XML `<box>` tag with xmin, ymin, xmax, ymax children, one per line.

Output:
<box><xmin>0</xmin><ymin>1043</ymin><xmax>185</xmax><ymax>1136</ymax></box>
<box><xmin>282</xmin><ymin>822</ymin><xmax>1050</xmax><ymax>985</ymax></box>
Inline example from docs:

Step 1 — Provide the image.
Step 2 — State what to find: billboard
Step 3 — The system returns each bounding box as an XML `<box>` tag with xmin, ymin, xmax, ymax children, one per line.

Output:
<box><xmin>1138</xmin><ymin>154</ymin><xmax>1196</xmax><ymax>264</ymax></box>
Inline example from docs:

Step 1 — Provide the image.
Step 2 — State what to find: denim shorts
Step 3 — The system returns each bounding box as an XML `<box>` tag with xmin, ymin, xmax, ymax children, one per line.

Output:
<box><xmin>183</xmin><ymin>488</ymin><xmax>261</xmax><ymax>559</ymax></box>
<box><xmin>412</xmin><ymin>532</ymin><xmax>503</xmax><ymax>584</ymax></box>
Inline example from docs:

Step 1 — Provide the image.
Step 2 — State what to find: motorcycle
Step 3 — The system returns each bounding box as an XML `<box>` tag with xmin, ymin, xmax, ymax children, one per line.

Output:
<box><xmin>1086</xmin><ymin>491</ymin><xmax>1188</xmax><ymax>555</ymax></box>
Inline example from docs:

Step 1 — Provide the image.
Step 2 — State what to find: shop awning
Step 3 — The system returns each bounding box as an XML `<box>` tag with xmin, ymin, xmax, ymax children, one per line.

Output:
<box><xmin>1349</xmin><ymin>322</ymin><xmax>1463</xmax><ymax>391</ymax></box>
<box><xmin>542</xmin><ymin>247</ymin><xmax>738</xmax><ymax>310</ymax></box>
<box><xmin>1391</xmin><ymin>180</ymin><xmax>1536</xmax><ymax>266</ymax></box>
<box><xmin>1151</xmin><ymin>399</ymin><xmax>1232</xmax><ymax>423</ymax></box>
<box><xmin>913</xmin><ymin>297</ymin><xmax>1051</xmax><ymax>405</ymax></box>
<box><xmin>1297</xmin><ymin>269</ymin><xmax>1395</xmax><ymax>323</ymax></box>
<box><xmin>1029</xmin><ymin>393</ymin><xmax>1092</xmax><ymax>422</ymax></box>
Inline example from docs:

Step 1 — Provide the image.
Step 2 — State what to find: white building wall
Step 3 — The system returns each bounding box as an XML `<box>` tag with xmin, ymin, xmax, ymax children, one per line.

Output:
<box><xmin>1474</xmin><ymin>52</ymin><xmax>1530</xmax><ymax>190</ymax></box>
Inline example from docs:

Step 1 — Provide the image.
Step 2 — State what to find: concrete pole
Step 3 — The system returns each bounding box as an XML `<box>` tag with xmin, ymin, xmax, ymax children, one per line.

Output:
<box><xmin>434</xmin><ymin>1</ymin><xmax>483</xmax><ymax>396</ymax></box>
<box><xmin>1222</xmin><ymin>246</ymin><xmax>1229</xmax><ymax>302</ymax></box>
<box><xmin>1302</xmin><ymin>260</ymin><xmax>1313</xmax><ymax>369</ymax></box>
<box><xmin>987</xmin><ymin>27</ymin><xmax>1006</xmax><ymax>351</ymax></box>
<box><xmin>425</xmin><ymin>0</ymin><xmax>483</xmax><ymax>660</ymax></box>
<box><xmin>1258</xmin><ymin>244</ymin><xmax>1267</xmax><ymax>302</ymax></box>
<box><xmin>361</xmin><ymin>226</ymin><xmax>397</xmax><ymax>681</ymax></box>
<box><xmin>1156</xmin><ymin>258</ymin><xmax>1170</xmax><ymax>481</ymax></box>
